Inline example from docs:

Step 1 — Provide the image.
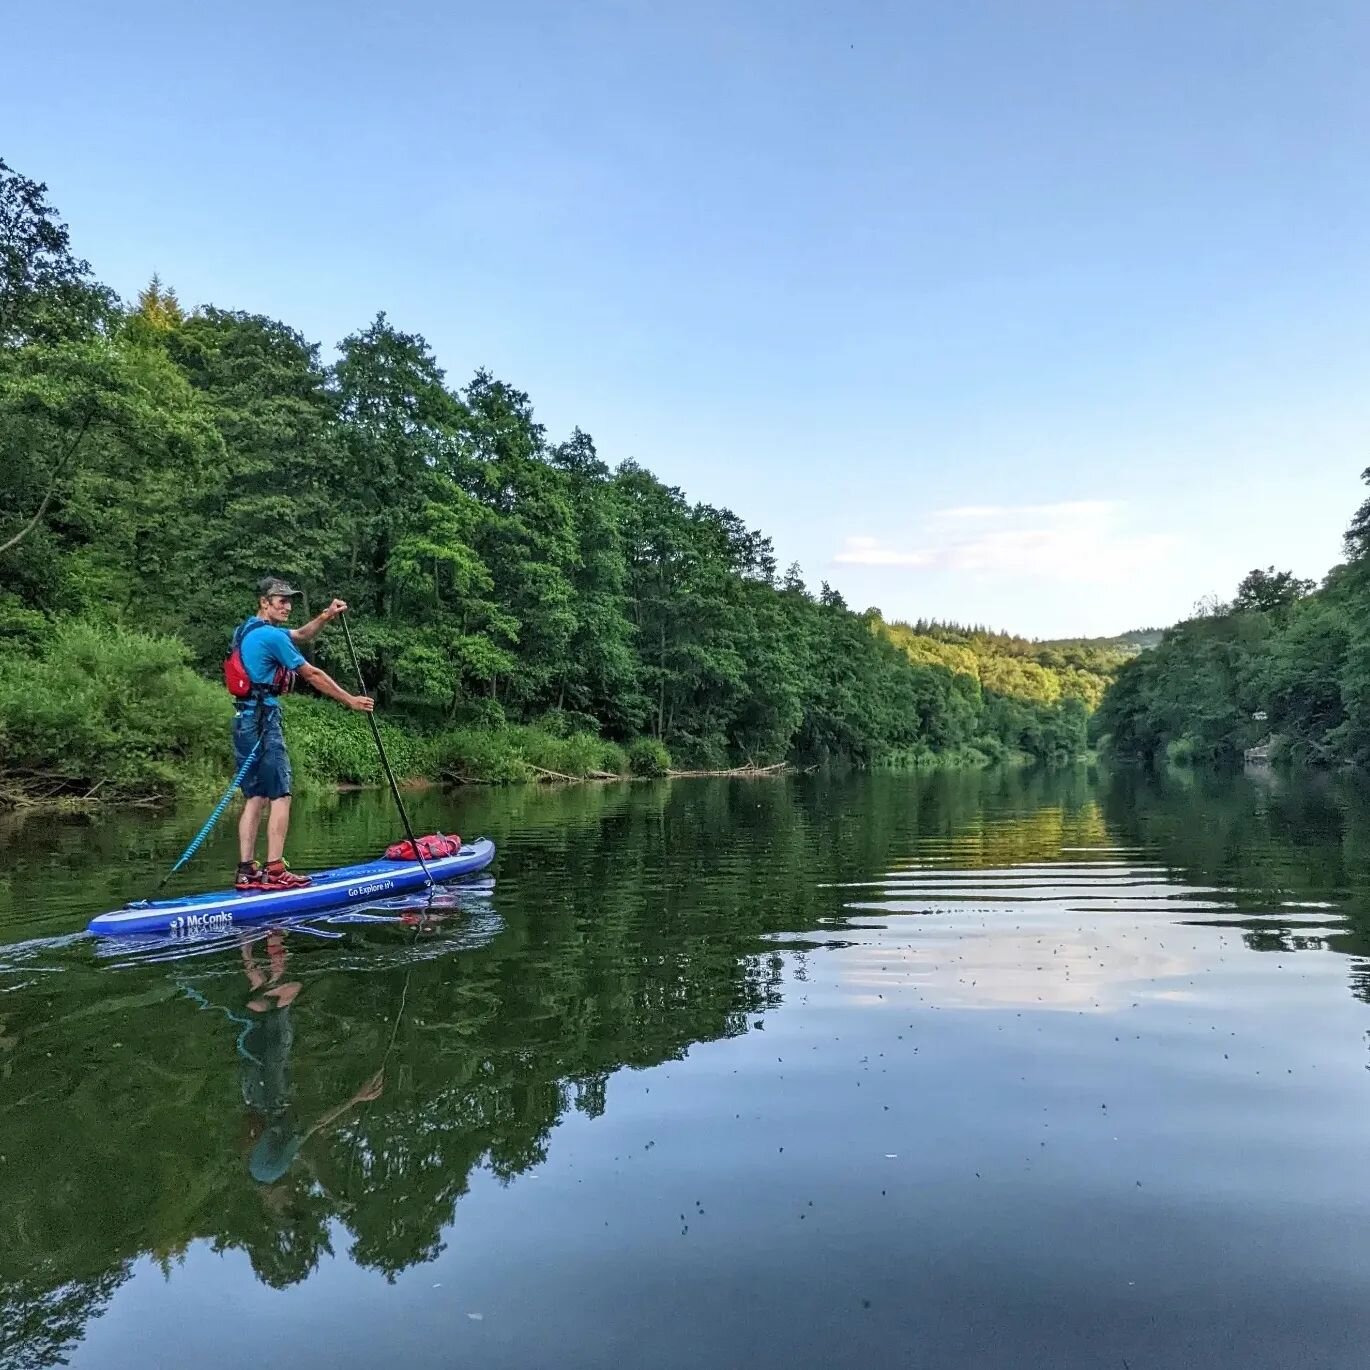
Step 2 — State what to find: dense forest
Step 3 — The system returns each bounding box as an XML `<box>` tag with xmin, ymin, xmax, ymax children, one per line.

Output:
<box><xmin>0</xmin><ymin>156</ymin><xmax>1120</xmax><ymax>802</ymax></box>
<box><xmin>1097</xmin><ymin>484</ymin><xmax>1370</xmax><ymax>766</ymax></box>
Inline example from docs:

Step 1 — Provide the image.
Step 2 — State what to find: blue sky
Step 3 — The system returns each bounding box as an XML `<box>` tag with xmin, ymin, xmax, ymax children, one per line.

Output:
<box><xmin>7</xmin><ymin>1</ymin><xmax>1369</xmax><ymax>636</ymax></box>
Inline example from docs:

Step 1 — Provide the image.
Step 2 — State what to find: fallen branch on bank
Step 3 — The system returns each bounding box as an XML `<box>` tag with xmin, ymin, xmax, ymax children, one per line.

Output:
<box><xmin>530</xmin><ymin>764</ymin><xmax>578</xmax><ymax>782</ymax></box>
<box><xmin>528</xmin><ymin>763</ymin><xmax>635</xmax><ymax>783</ymax></box>
<box><xmin>666</xmin><ymin>760</ymin><xmax>790</xmax><ymax>779</ymax></box>
<box><xmin>0</xmin><ymin>770</ymin><xmax>94</xmax><ymax>807</ymax></box>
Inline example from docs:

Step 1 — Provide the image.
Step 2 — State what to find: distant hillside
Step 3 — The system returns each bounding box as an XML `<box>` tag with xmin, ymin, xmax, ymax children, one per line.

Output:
<box><xmin>1041</xmin><ymin>627</ymin><xmax>1165</xmax><ymax>654</ymax></box>
<box><xmin>875</xmin><ymin>617</ymin><xmax>1125</xmax><ymax>712</ymax></box>
<box><xmin>868</xmin><ymin>621</ymin><xmax>1167</xmax><ymax>719</ymax></box>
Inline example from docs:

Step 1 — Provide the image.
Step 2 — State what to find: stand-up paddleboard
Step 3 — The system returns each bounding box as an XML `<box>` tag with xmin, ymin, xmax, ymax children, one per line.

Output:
<box><xmin>88</xmin><ymin>837</ymin><xmax>496</xmax><ymax>936</ymax></box>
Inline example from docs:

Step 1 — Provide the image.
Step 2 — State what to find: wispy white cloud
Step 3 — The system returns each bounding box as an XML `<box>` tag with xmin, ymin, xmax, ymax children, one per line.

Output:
<box><xmin>832</xmin><ymin>536</ymin><xmax>937</xmax><ymax>567</ymax></box>
<box><xmin>933</xmin><ymin>500</ymin><xmax>1118</xmax><ymax>521</ymax></box>
<box><xmin>833</xmin><ymin>501</ymin><xmax>1179</xmax><ymax>584</ymax></box>
<box><xmin>931</xmin><ymin>504</ymin><xmax>1011</xmax><ymax>521</ymax></box>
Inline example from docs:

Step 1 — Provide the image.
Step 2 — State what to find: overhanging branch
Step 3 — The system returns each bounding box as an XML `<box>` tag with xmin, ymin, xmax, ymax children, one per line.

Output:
<box><xmin>0</xmin><ymin>410</ymin><xmax>92</xmax><ymax>556</ymax></box>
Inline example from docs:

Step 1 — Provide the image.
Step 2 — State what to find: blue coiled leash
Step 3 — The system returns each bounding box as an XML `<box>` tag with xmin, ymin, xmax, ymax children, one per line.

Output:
<box><xmin>138</xmin><ymin>734</ymin><xmax>262</xmax><ymax>901</ymax></box>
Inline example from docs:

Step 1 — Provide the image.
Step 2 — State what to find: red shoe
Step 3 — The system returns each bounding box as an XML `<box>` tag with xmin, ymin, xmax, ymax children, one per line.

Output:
<box><xmin>261</xmin><ymin>860</ymin><xmax>312</xmax><ymax>890</ymax></box>
<box><xmin>235</xmin><ymin>862</ymin><xmax>263</xmax><ymax>892</ymax></box>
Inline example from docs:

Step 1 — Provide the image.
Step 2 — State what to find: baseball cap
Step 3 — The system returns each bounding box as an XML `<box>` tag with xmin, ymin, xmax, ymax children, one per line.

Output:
<box><xmin>257</xmin><ymin>576</ymin><xmax>303</xmax><ymax>599</ymax></box>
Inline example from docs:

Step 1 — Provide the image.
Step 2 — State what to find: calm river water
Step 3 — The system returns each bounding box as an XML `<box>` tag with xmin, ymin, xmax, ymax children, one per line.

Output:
<box><xmin>4</xmin><ymin>767</ymin><xmax>1370</xmax><ymax>1369</ymax></box>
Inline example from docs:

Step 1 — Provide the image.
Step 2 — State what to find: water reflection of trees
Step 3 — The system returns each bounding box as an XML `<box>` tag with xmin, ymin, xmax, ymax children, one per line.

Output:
<box><xmin>1099</xmin><ymin>767</ymin><xmax>1370</xmax><ymax>977</ymax></box>
<box><xmin>0</xmin><ymin>766</ymin><xmax>1123</xmax><ymax>1365</ymax></box>
<box><xmin>0</xmin><ymin>1271</ymin><xmax>127</xmax><ymax>1370</ymax></box>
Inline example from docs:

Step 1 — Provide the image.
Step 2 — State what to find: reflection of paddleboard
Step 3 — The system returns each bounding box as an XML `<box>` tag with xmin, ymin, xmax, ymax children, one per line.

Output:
<box><xmin>87</xmin><ymin>838</ymin><xmax>496</xmax><ymax>936</ymax></box>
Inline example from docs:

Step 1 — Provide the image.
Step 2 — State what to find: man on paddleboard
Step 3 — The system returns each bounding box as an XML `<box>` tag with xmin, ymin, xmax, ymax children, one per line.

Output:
<box><xmin>230</xmin><ymin>577</ymin><xmax>374</xmax><ymax>891</ymax></box>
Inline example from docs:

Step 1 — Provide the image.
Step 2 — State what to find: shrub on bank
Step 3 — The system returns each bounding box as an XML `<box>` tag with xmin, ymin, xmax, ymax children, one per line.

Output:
<box><xmin>428</xmin><ymin>726</ymin><xmax>535</xmax><ymax>784</ymax></box>
<box><xmin>599</xmin><ymin>740</ymin><xmax>630</xmax><ymax>775</ymax></box>
<box><xmin>0</xmin><ymin>620</ymin><xmax>231</xmax><ymax>801</ymax></box>
<box><xmin>511</xmin><ymin>725</ymin><xmax>626</xmax><ymax>777</ymax></box>
<box><xmin>283</xmin><ymin>694</ymin><xmax>432</xmax><ymax>787</ymax></box>
<box><xmin>0</xmin><ymin>621</ymin><xmax>682</xmax><ymax>805</ymax></box>
<box><xmin>628</xmin><ymin>738</ymin><xmax>671</xmax><ymax>777</ymax></box>
<box><xmin>0</xmin><ymin>627</ymin><xmax>441</xmax><ymax>803</ymax></box>
<box><xmin>428</xmin><ymin>723</ymin><xmax>631</xmax><ymax>784</ymax></box>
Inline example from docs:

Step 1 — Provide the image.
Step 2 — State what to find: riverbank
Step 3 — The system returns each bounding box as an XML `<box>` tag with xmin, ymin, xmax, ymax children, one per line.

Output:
<box><xmin>0</xmin><ymin>694</ymin><xmax>1044</xmax><ymax>811</ymax></box>
<box><xmin>0</xmin><ymin>694</ymin><xmax>1062</xmax><ymax>809</ymax></box>
<box><xmin>0</xmin><ymin>619</ymin><xmax>682</xmax><ymax>807</ymax></box>
<box><xmin>0</xmin><ymin>692</ymin><xmax>675</xmax><ymax>809</ymax></box>
<box><xmin>0</xmin><ymin>621</ymin><xmax>1076</xmax><ymax>810</ymax></box>
<box><xmin>0</xmin><ymin>742</ymin><xmax>1044</xmax><ymax>813</ymax></box>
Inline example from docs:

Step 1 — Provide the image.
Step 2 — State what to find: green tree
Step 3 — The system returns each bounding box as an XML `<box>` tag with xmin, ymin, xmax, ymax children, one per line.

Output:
<box><xmin>461</xmin><ymin>371</ymin><xmax>577</xmax><ymax>712</ymax></box>
<box><xmin>548</xmin><ymin>428</ymin><xmax>644</xmax><ymax>732</ymax></box>
<box><xmin>1232</xmin><ymin>565</ymin><xmax>1315</xmax><ymax>615</ymax></box>
<box><xmin>166</xmin><ymin>308</ymin><xmax>343</xmax><ymax>662</ymax></box>
<box><xmin>0</xmin><ymin>157</ymin><xmax>111</xmax><ymax>345</ymax></box>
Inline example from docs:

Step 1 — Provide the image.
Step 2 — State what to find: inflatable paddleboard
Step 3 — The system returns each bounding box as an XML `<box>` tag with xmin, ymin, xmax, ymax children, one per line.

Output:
<box><xmin>87</xmin><ymin>837</ymin><xmax>496</xmax><ymax>936</ymax></box>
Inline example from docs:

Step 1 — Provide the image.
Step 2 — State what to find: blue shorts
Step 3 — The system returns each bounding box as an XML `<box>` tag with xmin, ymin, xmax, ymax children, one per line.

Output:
<box><xmin>233</xmin><ymin>706</ymin><xmax>293</xmax><ymax>801</ymax></box>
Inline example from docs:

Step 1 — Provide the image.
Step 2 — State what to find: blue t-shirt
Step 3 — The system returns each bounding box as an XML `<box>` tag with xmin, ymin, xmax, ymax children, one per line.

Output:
<box><xmin>236</xmin><ymin>618</ymin><xmax>306</xmax><ymax>707</ymax></box>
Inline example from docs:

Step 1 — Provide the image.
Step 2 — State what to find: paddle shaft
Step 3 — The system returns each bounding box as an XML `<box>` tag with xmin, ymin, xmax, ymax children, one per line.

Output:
<box><xmin>338</xmin><ymin>611</ymin><xmax>433</xmax><ymax>888</ymax></box>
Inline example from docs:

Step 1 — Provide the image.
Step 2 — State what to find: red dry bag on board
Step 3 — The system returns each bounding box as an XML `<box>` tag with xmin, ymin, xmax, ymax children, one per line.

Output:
<box><xmin>385</xmin><ymin>833</ymin><xmax>462</xmax><ymax>861</ymax></box>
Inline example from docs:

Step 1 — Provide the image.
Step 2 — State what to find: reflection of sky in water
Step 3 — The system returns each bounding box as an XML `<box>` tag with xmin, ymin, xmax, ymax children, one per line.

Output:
<box><xmin>835</xmin><ymin>858</ymin><xmax>1202</xmax><ymax>1011</ymax></box>
<box><xmin>841</xmin><ymin>923</ymin><xmax>1197</xmax><ymax>1011</ymax></box>
<box><xmin>832</xmin><ymin>849</ymin><xmax>1360</xmax><ymax>1015</ymax></box>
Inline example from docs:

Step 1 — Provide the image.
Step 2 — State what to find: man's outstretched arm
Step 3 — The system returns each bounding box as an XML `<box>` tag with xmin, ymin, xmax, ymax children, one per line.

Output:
<box><xmin>297</xmin><ymin>662</ymin><xmax>374</xmax><ymax>712</ymax></box>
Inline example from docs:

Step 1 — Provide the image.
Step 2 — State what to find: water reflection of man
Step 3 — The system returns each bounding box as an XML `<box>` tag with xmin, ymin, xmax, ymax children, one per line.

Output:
<box><xmin>238</xmin><ymin>931</ymin><xmax>384</xmax><ymax>1184</ymax></box>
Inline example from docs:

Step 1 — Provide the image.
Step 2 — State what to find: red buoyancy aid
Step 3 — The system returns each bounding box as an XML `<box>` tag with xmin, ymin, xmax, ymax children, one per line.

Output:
<box><xmin>384</xmin><ymin>833</ymin><xmax>462</xmax><ymax>861</ymax></box>
<box><xmin>224</xmin><ymin>619</ymin><xmax>296</xmax><ymax>701</ymax></box>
